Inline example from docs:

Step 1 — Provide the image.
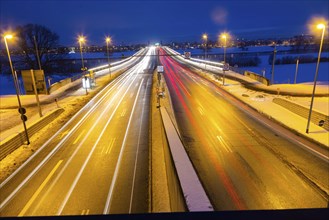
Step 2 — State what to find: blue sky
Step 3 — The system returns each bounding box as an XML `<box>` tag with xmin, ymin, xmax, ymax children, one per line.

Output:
<box><xmin>0</xmin><ymin>0</ymin><xmax>328</xmax><ymax>46</ymax></box>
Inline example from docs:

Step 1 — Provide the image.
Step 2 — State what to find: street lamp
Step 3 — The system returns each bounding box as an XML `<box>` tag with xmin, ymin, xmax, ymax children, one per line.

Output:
<box><xmin>78</xmin><ymin>36</ymin><xmax>88</xmax><ymax>95</ymax></box>
<box><xmin>306</xmin><ymin>23</ymin><xmax>326</xmax><ymax>133</ymax></box>
<box><xmin>221</xmin><ymin>33</ymin><xmax>227</xmax><ymax>85</ymax></box>
<box><xmin>271</xmin><ymin>43</ymin><xmax>277</xmax><ymax>84</ymax></box>
<box><xmin>4</xmin><ymin>34</ymin><xmax>30</xmax><ymax>144</ymax></box>
<box><xmin>202</xmin><ymin>34</ymin><xmax>208</xmax><ymax>60</ymax></box>
<box><xmin>106</xmin><ymin>36</ymin><xmax>111</xmax><ymax>79</ymax></box>
<box><xmin>78</xmin><ymin>36</ymin><xmax>86</xmax><ymax>71</ymax></box>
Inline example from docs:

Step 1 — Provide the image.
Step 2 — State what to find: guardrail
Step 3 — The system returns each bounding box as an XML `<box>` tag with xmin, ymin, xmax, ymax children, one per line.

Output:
<box><xmin>273</xmin><ymin>98</ymin><xmax>328</xmax><ymax>131</ymax></box>
<box><xmin>0</xmin><ymin>108</ymin><xmax>64</xmax><ymax>160</ymax></box>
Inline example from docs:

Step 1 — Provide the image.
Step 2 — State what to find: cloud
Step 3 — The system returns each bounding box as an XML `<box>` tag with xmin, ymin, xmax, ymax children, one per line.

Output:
<box><xmin>211</xmin><ymin>7</ymin><xmax>228</xmax><ymax>25</ymax></box>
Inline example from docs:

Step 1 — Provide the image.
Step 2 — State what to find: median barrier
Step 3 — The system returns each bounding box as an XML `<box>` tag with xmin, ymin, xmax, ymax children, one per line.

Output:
<box><xmin>160</xmin><ymin>107</ymin><xmax>214</xmax><ymax>212</ymax></box>
<box><xmin>0</xmin><ymin>108</ymin><xmax>64</xmax><ymax>160</ymax></box>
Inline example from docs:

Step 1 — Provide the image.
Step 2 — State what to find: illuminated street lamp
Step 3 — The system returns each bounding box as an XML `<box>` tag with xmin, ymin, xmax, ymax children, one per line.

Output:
<box><xmin>78</xmin><ymin>36</ymin><xmax>86</xmax><ymax>71</ymax></box>
<box><xmin>106</xmin><ymin>36</ymin><xmax>111</xmax><ymax>79</ymax></box>
<box><xmin>221</xmin><ymin>33</ymin><xmax>227</xmax><ymax>85</ymax></box>
<box><xmin>202</xmin><ymin>34</ymin><xmax>208</xmax><ymax>60</ymax></box>
<box><xmin>306</xmin><ymin>23</ymin><xmax>326</xmax><ymax>133</ymax></box>
<box><xmin>78</xmin><ymin>36</ymin><xmax>88</xmax><ymax>95</ymax></box>
<box><xmin>3</xmin><ymin>34</ymin><xmax>30</xmax><ymax>144</ymax></box>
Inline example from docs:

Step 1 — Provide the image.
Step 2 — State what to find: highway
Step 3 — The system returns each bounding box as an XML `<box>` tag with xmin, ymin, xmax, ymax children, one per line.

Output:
<box><xmin>0</xmin><ymin>47</ymin><xmax>156</xmax><ymax>216</ymax></box>
<box><xmin>159</xmin><ymin>47</ymin><xmax>329</xmax><ymax>210</ymax></box>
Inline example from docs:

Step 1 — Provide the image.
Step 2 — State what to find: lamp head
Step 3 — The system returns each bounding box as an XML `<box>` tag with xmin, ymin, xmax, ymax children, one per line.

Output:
<box><xmin>317</xmin><ymin>23</ymin><xmax>325</xmax><ymax>29</ymax></box>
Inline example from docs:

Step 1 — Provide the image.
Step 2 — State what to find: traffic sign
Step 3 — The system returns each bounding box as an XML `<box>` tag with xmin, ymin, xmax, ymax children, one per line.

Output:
<box><xmin>157</xmin><ymin>66</ymin><xmax>164</xmax><ymax>73</ymax></box>
<box><xmin>18</xmin><ymin>107</ymin><xmax>26</xmax><ymax>114</ymax></box>
<box><xmin>21</xmin><ymin>115</ymin><xmax>28</xmax><ymax>121</ymax></box>
<box><xmin>318</xmin><ymin>120</ymin><xmax>325</xmax><ymax>127</ymax></box>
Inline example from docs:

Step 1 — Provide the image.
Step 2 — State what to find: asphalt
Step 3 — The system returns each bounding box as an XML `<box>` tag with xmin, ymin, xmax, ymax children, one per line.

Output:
<box><xmin>0</xmin><ymin>47</ymin><xmax>155</xmax><ymax>216</ymax></box>
<box><xmin>159</xmin><ymin>47</ymin><xmax>328</xmax><ymax>210</ymax></box>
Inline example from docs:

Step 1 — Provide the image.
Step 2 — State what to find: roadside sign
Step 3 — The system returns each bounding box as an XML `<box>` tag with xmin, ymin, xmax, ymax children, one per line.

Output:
<box><xmin>223</xmin><ymin>64</ymin><xmax>229</xmax><ymax>71</ymax></box>
<box><xmin>319</xmin><ymin>120</ymin><xmax>325</xmax><ymax>127</ymax></box>
<box><xmin>157</xmin><ymin>66</ymin><xmax>164</xmax><ymax>73</ymax></box>
<box><xmin>184</xmin><ymin>52</ymin><xmax>191</xmax><ymax>59</ymax></box>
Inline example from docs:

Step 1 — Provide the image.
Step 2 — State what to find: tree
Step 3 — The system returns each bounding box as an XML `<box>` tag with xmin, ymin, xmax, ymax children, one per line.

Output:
<box><xmin>15</xmin><ymin>24</ymin><xmax>63</xmax><ymax>72</ymax></box>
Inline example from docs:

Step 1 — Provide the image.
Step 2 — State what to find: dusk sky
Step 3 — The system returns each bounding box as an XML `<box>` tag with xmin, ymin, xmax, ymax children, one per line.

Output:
<box><xmin>0</xmin><ymin>0</ymin><xmax>328</xmax><ymax>46</ymax></box>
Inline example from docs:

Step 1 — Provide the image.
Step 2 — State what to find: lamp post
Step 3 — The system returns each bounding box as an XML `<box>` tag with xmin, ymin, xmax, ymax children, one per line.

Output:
<box><xmin>106</xmin><ymin>37</ymin><xmax>111</xmax><ymax>79</ymax></box>
<box><xmin>202</xmin><ymin>34</ymin><xmax>207</xmax><ymax>60</ymax></box>
<box><xmin>78</xmin><ymin>36</ymin><xmax>86</xmax><ymax>71</ymax></box>
<box><xmin>222</xmin><ymin>34</ymin><xmax>227</xmax><ymax>85</ymax></box>
<box><xmin>294</xmin><ymin>57</ymin><xmax>299</xmax><ymax>84</ymax></box>
<box><xmin>271</xmin><ymin>44</ymin><xmax>277</xmax><ymax>84</ymax></box>
<box><xmin>306</xmin><ymin>23</ymin><xmax>325</xmax><ymax>133</ymax></box>
<box><xmin>78</xmin><ymin>36</ymin><xmax>88</xmax><ymax>95</ymax></box>
<box><xmin>4</xmin><ymin>34</ymin><xmax>30</xmax><ymax>144</ymax></box>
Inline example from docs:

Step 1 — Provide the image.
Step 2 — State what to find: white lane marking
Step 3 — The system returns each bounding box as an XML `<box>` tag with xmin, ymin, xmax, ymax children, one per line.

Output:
<box><xmin>215</xmin><ymin>90</ymin><xmax>223</xmax><ymax>97</ymax></box>
<box><xmin>60</xmin><ymin>130</ymin><xmax>69</xmax><ymax>139</ymax></box>
<box><xmin>81</xmin><ymin>209</ymin><xmax>89</xmax><ymax>215</ymax></box>
<box><xmin>217</xmin><ymin>135</ymin><xmax>232</xmax><ymax>153</ymax></box>
<box><xmin>0</xmin><ymin>68</ymin><xmax>130</xmax><ymax>189</ymax></box>
<box><xmin>129</xmin><ymin>80</ymin><xmax>147</xmax><ymax>213</ymax></box>
<box><xmin>28</xmin><ymin>71</ymin><xmax>140</xmax><ymax>214</ymax></box>
<box><xmin>0</xmin><ymin>65</ymin><xmax>140</xmax><ymax>210</ymax></box>
<box><xmin>121</xmin><ymin>109</ymin><xmax>127</xmax><ymax>117</ymax></box>
<box><xmin>198</xmin><ymin>107</ymin><xmax>204</xmax><ymax>116</ymax></box>
<box><xmin>73</xmin><ymin>130</ymin><xmax>85</xmax><ymax>145</ymax></box>
<box><xmin>57</xmin><ymin>75</ymin><xmax>141</xmax><ymax>215</ymax></box>
<box><xmin>103</xmin><ymin>79</ymin><xmax>144</xmax><ymax>214</ymax></box>
<box><xmin>106</xmin><ymin>138</ymin><xmax>116</xmax><ymax>155</ymax></box>
<box><xmin>18</xmin><ymin>160</ymin><xmax>63</xmax><ymax>216</ymax></box>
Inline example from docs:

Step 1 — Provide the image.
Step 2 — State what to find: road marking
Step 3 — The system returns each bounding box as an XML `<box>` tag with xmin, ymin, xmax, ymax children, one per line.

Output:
<box><xmin>73</xmin><ymin>130</ymin><xmax>85</xmax><ymax>145</ymax></box>
<box><xmin>106</xmin><ymin>138</ymin><xmax>116</xmax><ymax>154</ymax></box>
<box><xmin>121</xmin><ymin>109</ymin><xmax>127</xmax><ymax>117</ymax></box>
<box><xmin>217</xmin><ymin>135</ymin><xmax>232</xmax><ymax>153</ymax></box>
<box><xmin>60</xmin><ymin>130</ymin><xmax>69</xmax><ymax>139</ymax></box>
<box><xmin>104</xmin><ymin>79</ymin><xmax>144</xmax><ymax>214</ymax></box>
<box><xmin>129</xmin><ymin>82</ymin><xmax>147</xmax><ymax>213</ymax></box>
<box><xmin>198</xmin><ymin>107</ymin><xmax>204</xmax><ymax>116</ymax></box>
<box><xmin>57</xmin><ymin>76</ymin><xmax>142</xmax><ymax>215</ymax></box>
<box><xmin>81</xmin><ymin>209</ymin><xmax>90</xmax><ymax>215</ymax></box>
<box><xmin>0</xmin><ymin>52</ymin><xmax>145</xmax><ymax>211</ymax></box>
<box><xmin>18</xmin><ymin>160</ymin><xmax>63</xmax><ymax>216</ymax></box>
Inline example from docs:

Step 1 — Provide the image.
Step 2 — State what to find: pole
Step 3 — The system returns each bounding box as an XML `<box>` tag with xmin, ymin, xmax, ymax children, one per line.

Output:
<box><xmin>294</xmin><ymin>58</ymin><xmax>299</xmax><ymax>84</ymax></box>
<box><xmin>79</xmin><ymin>40</ymin><xmax>87</xmax><ymax>95</ymax></box>
<box><xmin>4</xmin><ymin>37</ymin><xmax>30</xmax><ymax>144</ymax></box>
<box><xmin>205</xmin><ymin>39</ymin><xmax>207</xmax><ymax>60</ymax></box>
<box><xmin>223</xmin><ymin>37</ymin><xmax>227</xmax><ymax>85</ymax></box>
<box><xmin>107</xmin><ymin>42</ymin><xmax>111</xmax><ymax>79</ymax></box>
<box><xmin>79</xmin><ymin>41</ymin><xmax>85</xmax><ymax>70</ymax></box>
<box><xmin>306</xmin><ymin>27</ymin><xmax>325</xmax><ymax>133</ymax></box>
<box><xmin>30</xmin><ymin>69</ymin><xmax>43</xmax><ymax>117</ymax></box>
<box><xmin>33</xmin><ymin>35</ymin><xmax>42</xmax><ymax>70</ymax></box>
<box><xmin>271</xmin><ymin>45</ymin><xmax>277</xmax><ymax>85</ymax></box>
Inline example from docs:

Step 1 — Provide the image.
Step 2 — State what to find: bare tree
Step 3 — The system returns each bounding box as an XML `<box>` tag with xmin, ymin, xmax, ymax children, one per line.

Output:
<box><xmin>15</xmin><ymin>24</ymin><xmax>63</xmax><ymax>71</ymax></box>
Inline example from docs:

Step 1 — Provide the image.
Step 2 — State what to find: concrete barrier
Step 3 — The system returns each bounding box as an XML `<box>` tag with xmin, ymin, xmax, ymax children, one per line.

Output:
<box><xmin>0</xmin><ymin>108</ymin><xmax>64</xmax><ymax>160</ymax></box>
<box><xmin>160</xmin><ymin>107</ymin><xmax>214</xmax><ymax>212</ymax></box>
<box><xmin>273</xmin><ymin>98</ymin><xmax>328</xmax><ymax>131</ymax></box>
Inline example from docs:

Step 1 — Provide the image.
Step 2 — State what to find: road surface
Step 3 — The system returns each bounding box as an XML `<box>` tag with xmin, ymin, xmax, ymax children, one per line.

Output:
<box><xmin>0</xmin><ymin>47</ymin><xmax>156</xmax><ymax>216</ymax></box>
<box><xmin>159</xmin><ymin>47</ymin><xmax>328</xmax><ymax>210</ymax></box>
